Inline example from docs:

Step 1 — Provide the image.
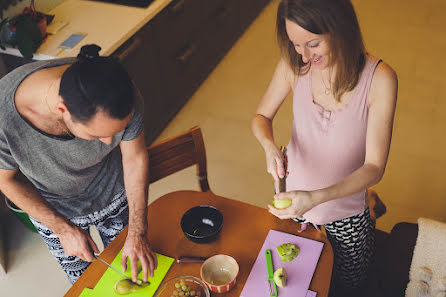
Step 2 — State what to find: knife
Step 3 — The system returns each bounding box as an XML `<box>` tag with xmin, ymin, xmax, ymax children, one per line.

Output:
<box><xmin>265</xmin><ymin>250</ymin><xmax>277</xmax><ymax>297</ymax></box>
<box><xmin>94</xmin><ymin>254</ymin><xmax>142</xmax><ymax>285</ymax></box>
<box><xmin>278</xmin><ymin>146</ymin><xmax>287</xmax><ymax>193</ymax></box>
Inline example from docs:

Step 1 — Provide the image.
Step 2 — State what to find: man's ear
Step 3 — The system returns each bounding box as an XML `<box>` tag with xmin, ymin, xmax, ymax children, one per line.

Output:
<box><xmin>54</xmin><ymin>101</ymin><xmax>69</xmax><ymax>116</ymax></box>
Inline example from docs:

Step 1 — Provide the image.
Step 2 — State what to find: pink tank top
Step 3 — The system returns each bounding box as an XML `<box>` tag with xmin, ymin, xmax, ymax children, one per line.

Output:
<box><xmin>286</xmin><ymin>55</ymin><xmax>381</xmax><ymax>225</ymax></box>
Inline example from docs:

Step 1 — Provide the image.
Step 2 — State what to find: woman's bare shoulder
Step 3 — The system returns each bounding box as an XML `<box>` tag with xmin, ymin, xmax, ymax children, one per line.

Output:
<box><xmin>373</xmin><ymin>60</ymin><xmax>398</xmax><ymax>87</ymax></box>
<box><xmin>369</xmin><ymin>60</ymin><xmax>398</xmax><ymax>106</ymax></box>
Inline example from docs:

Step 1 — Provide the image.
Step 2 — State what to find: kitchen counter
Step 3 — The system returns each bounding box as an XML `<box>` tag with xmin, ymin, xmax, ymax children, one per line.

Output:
<box><xmin>0</xmin><ymin>0</ymin><xmax>172</xmax><ymax>59</ymax></box>
<box><xmin>1</xmin><ymin>0</ymin><xmax>271</xmax><ymax>144</ymax></box>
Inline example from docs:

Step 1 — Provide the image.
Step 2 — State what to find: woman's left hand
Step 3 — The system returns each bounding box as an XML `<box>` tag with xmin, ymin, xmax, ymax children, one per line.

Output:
<box><xmin>268</xmin><ymin>191</ymin><xmax>316</xmax><ymax>219</ymax></box>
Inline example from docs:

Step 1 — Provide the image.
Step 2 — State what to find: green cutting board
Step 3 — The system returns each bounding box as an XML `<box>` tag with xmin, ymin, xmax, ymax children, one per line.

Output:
<box><xmin>88</xmin><ymin>250</ymin><xmax>174</xmax><ymax>297</ymax></box>
<box><xmin>79</xmin><ymin>288</ymin><xmax>94</xmax><ymax>297</ymax></box>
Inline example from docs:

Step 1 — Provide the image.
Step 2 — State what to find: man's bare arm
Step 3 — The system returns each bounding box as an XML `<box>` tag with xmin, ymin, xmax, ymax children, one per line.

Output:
<box><xmin>0</xmin><ymin>169</ymin><xmax>99</xmax><ymax>261</ymax></box>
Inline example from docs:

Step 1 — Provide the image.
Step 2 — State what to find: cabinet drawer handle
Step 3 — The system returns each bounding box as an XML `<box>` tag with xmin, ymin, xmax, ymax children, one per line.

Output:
<box><xmin>177</xmin><ymin>43</ymin><xmax>197</xmax><ymax>64</ymax></box>
<box><xmin>116</xmin><ymin>37</ymin><xmax>143</xmax><ymax>62</ymax></box>
<box><xmin>169</xmin><ymin>0</ymin><xmax>185</xmax><ymax>15</ymax></box>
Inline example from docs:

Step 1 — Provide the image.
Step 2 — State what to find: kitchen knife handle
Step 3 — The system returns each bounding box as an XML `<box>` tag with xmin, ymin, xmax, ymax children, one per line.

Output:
<box><xmin>177</xmin><ymin>256</ymin><xmax>207</xmax><ymax>264</ymax></box>
<box><xmin>265</xmin><ymin>250</ymin><xmax>274</xmax><ymax>279</ymax></box>
<box><xmin>278</xmin><ymin>146</ymin><xmax>287</xmax><ymax>193</ymax></box>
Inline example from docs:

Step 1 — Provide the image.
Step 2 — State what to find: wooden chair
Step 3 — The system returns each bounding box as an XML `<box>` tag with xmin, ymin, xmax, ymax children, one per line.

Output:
<box><xmin>147</xmin><ymin>126</ymin><xmax>210</xmax><ymax>192</ymax></box>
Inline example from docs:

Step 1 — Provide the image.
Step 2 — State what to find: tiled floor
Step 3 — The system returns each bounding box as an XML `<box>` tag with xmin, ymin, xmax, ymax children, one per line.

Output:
<box><xmin>1</xmin><ymin>0</ymin><xmax>446</xmax><ymax>296</ymax></box>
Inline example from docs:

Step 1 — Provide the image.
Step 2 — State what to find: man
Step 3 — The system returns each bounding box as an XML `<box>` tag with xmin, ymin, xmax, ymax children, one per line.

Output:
<box><xmin>0</xmin><ymin>45</ymin><xmax>157</xmax><ymax>284</ymax></box>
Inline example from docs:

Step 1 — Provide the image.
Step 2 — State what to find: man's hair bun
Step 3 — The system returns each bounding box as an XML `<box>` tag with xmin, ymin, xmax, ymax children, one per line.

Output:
<box><xmin>77</xmin><ymin>44</ymin><xmax>101</xmax><ymax>60</ymax></box>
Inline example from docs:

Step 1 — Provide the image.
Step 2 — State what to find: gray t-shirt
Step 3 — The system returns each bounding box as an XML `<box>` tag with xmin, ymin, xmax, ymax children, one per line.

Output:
<box><xmin>0</xmin><ymin>58</ymin><xmax>143</xmax><ymax>218</ymax></box>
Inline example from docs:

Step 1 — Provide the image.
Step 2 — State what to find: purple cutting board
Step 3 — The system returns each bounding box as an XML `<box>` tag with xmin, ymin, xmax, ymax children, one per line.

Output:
<box><xmin>306</xmin><ymin>290</ymin><xmax>317</xmax><ymax>297</ymax></box>
<box><xmin>240</xmin><ymin>230</ymin><xmax>324</xmax><ymax>297</ymax></box>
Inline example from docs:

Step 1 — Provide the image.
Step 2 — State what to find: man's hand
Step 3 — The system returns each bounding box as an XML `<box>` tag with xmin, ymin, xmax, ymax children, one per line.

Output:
<box><xmin>58</xmin><ymin>225</ymin><xmax>100</xmax><ymax>262</ymax></box>
<box><xmin>121</xmin><ymin>233</ymin><xmax>158</xmax><ymax>282</ymax></box>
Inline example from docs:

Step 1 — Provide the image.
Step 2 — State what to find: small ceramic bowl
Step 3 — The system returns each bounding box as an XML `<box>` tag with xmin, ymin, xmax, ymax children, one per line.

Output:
<box><xmin>154</xmin><ymin>275</ymin><xmax>210</xmax><ymax>297</ymax></box>
<box><xmin>181</xmin><ymin>205</ymin><xmax>223</xmax><ymax>243</ymax></box>
<box><xmin>200</xmin><ymin>255</ymin><xmax>239</xmax><ymax>293</ymax></box>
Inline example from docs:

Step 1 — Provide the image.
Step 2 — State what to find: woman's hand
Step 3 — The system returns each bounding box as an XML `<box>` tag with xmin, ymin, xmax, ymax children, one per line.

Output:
<box><xmin>264</xmin><ymin>143</ymin><xmax>286</xmax><ymax>181</ymax></box>
<box><xmin>268</xmin><ymin>191</ymin><xmax>316</xmax><ymax>219</ymax></box>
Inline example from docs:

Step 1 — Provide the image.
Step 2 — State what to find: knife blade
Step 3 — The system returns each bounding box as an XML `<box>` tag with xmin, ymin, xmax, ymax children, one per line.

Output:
<box><xmin>94</xmin><ymin>254</ymin><xmax>142</xmax><ymax>285</ymax></box>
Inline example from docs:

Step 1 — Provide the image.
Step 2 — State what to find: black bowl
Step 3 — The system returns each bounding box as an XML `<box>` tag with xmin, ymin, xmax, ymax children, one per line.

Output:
<box><xmin>180</xmin><ymin>205</ymin><xmax>223</xmax><ymax>244</ymax></box>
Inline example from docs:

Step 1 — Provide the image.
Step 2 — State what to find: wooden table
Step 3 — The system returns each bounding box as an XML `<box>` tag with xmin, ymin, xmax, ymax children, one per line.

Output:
<box><xmin>64</xmin><ymin>190</ymin><xmax>333</xmax><ymax>297</ymax></box>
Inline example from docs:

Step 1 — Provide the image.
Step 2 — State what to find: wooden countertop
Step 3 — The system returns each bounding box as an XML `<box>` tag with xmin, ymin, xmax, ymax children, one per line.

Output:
<box><xmin>1</xmin><ymin>0</ymin><xmax>172</xmax><ymax>60</ymax></box>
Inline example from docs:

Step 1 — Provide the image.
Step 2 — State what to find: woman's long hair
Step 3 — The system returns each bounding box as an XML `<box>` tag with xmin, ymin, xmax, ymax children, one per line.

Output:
<box><xmin>277</xmin><ymin>0</ymin><xmax>366</xmax><ymax>101</ymax></box>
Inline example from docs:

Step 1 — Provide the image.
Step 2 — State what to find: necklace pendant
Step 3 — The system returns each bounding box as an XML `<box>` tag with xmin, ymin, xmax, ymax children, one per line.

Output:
<box><xmin>325</xmin><ymin>88</ymin><xmax>330</xmax><ymax>95</ymax></box>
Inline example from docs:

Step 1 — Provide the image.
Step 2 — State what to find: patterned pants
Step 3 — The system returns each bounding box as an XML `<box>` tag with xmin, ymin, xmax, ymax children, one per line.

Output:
<box><xmin>324</xmin><ymin>208</ymin><xmax>376</xmax><ymax>291</ymax></box>
<box><xmin>30</xmin><ymin>191</ymin><xmax>129</xmax><ymax>284</ymax></box>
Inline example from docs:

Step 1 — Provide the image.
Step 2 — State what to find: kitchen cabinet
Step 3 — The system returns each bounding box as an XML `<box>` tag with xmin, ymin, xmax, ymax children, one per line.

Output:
<box><xmin>152</xmin><ymin>0</ymin><xmax>238</xmax><ymax>116</ymax></box>
<box><xmin>112</xmin><ymin>22</ymin><xmax>166</xmax><ymax>144</ymax></box>
<box><xmin>236</xmin><ymin>0</ymin><xmax>271</xmax><ymax>30</ymax></box>
<box><xmin>116</xmin><ymin>0</ymin><xmax>271</xmax><ymax>144</ymax></box>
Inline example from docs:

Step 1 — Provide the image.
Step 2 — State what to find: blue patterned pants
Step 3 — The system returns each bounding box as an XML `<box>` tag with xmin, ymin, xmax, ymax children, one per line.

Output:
<box><xmin>30</xmin><ymin>191</ymin><xmax>129</xmax><ymax>284</ymax></box>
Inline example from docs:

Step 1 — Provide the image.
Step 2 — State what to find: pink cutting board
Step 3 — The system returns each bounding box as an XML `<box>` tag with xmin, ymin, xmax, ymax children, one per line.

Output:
<box><xmin>240</xmin><ymin>230</ymin><xmax>324</xmax><ymax>297</ymax></box>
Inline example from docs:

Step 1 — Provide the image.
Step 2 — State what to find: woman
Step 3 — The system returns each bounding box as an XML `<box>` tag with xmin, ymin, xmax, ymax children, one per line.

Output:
<box><xmin>251</xmin><ymin>0</ymin><xmax>398</xmax><ymax>294</ymax></box>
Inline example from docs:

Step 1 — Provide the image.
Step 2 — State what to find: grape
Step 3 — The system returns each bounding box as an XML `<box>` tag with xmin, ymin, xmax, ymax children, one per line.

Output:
<box><xmin>171</xmin><ymin>279</ymin><xmax>205</xmax><ymax>297</ymax></box>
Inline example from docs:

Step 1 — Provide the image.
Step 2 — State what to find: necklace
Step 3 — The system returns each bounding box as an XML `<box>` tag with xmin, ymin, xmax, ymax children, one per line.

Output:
<box><xmin>42</xmin><ymin>81</ymin><xmax>74</xmax><ymax>138</ymax></box>
<box><xmin>319</xmin><ymin>68</ymin><xmax>332</xmax><ymax>95</ymax></box>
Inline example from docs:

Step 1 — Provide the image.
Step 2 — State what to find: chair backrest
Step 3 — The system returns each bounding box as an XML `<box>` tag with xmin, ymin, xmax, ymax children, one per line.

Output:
<box><xmin>147</xmin><ymin>126</ymin><xmax>210</xmax><ymax>192</ymax></box>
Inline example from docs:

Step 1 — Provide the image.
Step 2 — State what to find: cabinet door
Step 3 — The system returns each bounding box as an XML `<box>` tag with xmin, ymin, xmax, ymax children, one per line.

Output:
<box><xmin>153</xmin><ymin>0</ymin><xmax>225</xmax><ymax>53</ymax></box>
<box><xmin>113</xmin><ymin>22</ymin><xmax>165</xmax><ymax>144</ymax></box>
<box><xmin>235</xmin><ymin>0</ymin><xmax>272</xmax><ymax>31</ymax></box>
<box><xmin>199</xmin><ymin>0</ymin><xmax>240</xmax><ymax>68</ymax></box>
<box><xmin>153</xmin><ymin>0</ymin><xmax>236</xmax><ymax>117</ymax></box>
